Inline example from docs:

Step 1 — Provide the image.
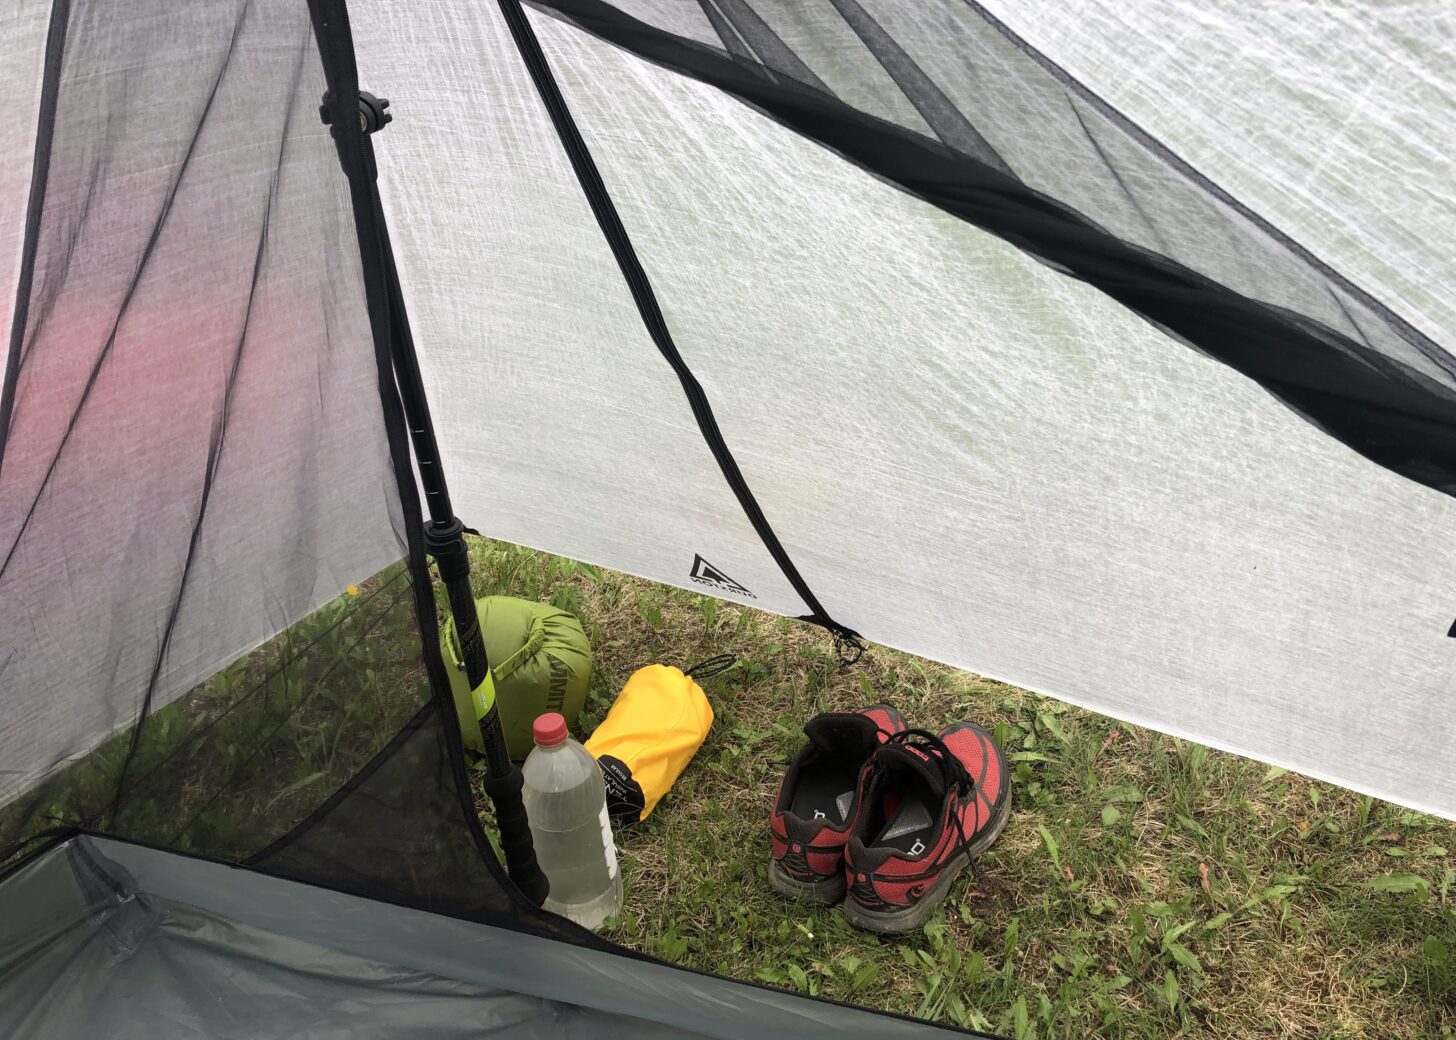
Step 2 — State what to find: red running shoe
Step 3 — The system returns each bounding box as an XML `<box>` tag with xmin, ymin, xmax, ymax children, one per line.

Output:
<box><xmin>842</xmin><ymin>723</ymin><xmax>1011</xmax><ymax>933</ymax></box>
<box><xmin>768</xmin><ymin>705</ymin><xmax>907</xmax><ymax>904</ymax></box>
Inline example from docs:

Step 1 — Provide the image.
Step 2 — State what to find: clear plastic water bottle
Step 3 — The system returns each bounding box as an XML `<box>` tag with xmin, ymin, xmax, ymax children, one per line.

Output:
<box><xmin>522</xmin><ymin>712</ymin><xmax>623</xmax><ymax>930</ymax></box>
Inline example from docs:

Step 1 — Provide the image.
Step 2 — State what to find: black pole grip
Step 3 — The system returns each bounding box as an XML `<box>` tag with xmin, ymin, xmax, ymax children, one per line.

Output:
<box><xmin>427</xmin><ymin>518</ymin><xmax>549</xmax><ymax>905</ymax></box>
<box><xmin>427</xmin><ymin>521</ymin><xmax>494</xmax><ymax>740</ymax></box>
<box><xmin>481</xmin><ymin>709</ymin><xmax>550</xmax><ymax>904</ymax></box>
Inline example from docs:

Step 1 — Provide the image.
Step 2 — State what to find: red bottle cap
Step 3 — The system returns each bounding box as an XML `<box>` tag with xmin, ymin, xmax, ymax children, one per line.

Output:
<box><xmin>533</xmin><ymin>712</ymin><xmax>568</xmax><ymax>748</ymax></box>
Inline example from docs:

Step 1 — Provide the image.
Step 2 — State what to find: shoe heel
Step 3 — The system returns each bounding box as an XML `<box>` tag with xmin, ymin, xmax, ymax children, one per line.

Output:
<box><xmin>768</xmin><ymin>858</ymin><xmax>847</xmax><ymax>905</ymax></box>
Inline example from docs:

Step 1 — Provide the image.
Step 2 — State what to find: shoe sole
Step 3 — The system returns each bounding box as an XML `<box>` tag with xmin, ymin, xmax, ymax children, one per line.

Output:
<box><xmin>841</xmin><ymin>786</ymin><xmax>1012</xmax><ymax>934</ymax></box>
<box><xmin>768</xmin><ymin>857</ymin><xmax>847</xmax><ymax>905</ymax></box>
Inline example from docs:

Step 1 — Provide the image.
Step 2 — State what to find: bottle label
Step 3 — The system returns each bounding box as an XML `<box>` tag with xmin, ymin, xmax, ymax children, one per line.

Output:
<box><xmin>598</xmin><ymin>804</ymin><xmax>619</xmax><ymax>879</ymax></box>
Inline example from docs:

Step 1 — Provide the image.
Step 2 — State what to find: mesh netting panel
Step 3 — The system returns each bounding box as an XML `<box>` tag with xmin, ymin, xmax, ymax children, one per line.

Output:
<box><xmin>0</xmin><ymin>0</ymin><xmax>400</xmax><ymax>811</ymax></box>
<box><xmin>0</xmin><ymin>567</ymin><xmax>425</xmax><ymax>860</ymax></box>
<box><xmin>250</xmin><ymin>701</ymin><xmax>525</xmax><ymax>918</ymax></box>
<box><xmin>0</xmin><ymin>0</ymin><xmax>516</xmax><ymax>916</ymax></box>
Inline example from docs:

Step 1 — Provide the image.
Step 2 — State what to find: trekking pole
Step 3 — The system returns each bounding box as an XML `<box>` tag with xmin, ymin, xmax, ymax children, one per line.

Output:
<box><xmin>309</xmin><ymin>0</ymin><xmax>548</xmax><ymax>905</ymax></box>
<box><xmin>378</xmin><ymin>194</ymin><xmax>551</xmax><ymax>907</ymax></box>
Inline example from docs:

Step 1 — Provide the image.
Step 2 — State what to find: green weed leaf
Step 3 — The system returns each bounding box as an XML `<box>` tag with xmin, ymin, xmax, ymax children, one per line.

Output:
<box><xmin>1164</xmin><ymin>941</ymin><xmax>1201</xmax><ymax>973</ymax></box>
<box><xmin>1367</xmin><ymin>874</ymin><xmax>1429</xmax><ymax>894</ymax></box>
<box><xmin>1039</xmin><ymin>824</ymin><xmax>1061</xmax><ymax>874</ymax></box>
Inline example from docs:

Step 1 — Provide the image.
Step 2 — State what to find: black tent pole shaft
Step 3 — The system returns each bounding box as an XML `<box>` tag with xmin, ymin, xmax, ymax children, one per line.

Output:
<box><xmin>372</xmin><ymin>186</ymin><xmax>550</xmax><ymax>907</ymax></box>
<box><xmin>305</xmin><ymin>0</ymin><xmax>546</xmax><ymax>905</ymax></box>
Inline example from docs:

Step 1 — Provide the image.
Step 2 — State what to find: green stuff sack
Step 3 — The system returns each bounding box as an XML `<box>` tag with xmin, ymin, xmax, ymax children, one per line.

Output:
<box><xmin>441</xmin><ymin>596</ymin><xmax>592</xmax><ymax>760</ymax></box>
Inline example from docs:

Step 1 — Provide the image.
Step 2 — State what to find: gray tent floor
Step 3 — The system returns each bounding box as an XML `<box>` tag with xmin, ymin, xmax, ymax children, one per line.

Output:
<box><xmin>0</xmin><ymin>837</ymin><xmax>966</xmax><ymax>1039</ymax></box>
<box><xmin>3</xmin><ymin>892</ymin><xmax>629</xmax><ymax>1040</ymax></box>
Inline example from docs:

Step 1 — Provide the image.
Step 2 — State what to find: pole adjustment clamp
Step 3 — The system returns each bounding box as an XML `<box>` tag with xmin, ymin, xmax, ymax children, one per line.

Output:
<box><xmin>318</xmin><ymin>90</ymin><xmax>391</xmax><ymax>134</ymax></box>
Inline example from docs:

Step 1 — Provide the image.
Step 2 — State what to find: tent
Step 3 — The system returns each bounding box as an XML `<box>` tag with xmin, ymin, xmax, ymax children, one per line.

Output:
<box><xmin>1</xmin><ymin>0</ymin><xmax>1452</xmax><ymax>1035</ymax></box>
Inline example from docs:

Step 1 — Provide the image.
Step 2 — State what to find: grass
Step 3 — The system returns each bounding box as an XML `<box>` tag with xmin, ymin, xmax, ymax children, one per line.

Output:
<box><xmin>0</xmin><ymin>561</ymin><xmax>428</xmax><ymax>862</ymax></box>
<box><xmin>465</xmin><ymin>536</ymin><xmax>1456</xmax><ymax>1040</ymax></box>
<box><xmin>4</xmin><ymin>535</ymin><xmax>1452</xmax><ymax>1038</ymax></box>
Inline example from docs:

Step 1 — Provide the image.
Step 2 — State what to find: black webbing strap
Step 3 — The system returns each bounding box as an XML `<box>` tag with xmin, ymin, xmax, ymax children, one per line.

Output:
<box><xmin>497</xmin><ymin>0</ymin><xmax>861</xmax><ymax>652</ymax></box>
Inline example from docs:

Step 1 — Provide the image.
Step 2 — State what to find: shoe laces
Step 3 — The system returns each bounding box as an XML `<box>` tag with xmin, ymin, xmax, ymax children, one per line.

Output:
<box><xmin>882</xmin><ymin>728</ymin><xmax>984</xmax><ymax>870</ymax></box>
<box><xmin>884</xmin><ymin>728</ymin><xmax>975</xmax><ymax>798</ymax></box>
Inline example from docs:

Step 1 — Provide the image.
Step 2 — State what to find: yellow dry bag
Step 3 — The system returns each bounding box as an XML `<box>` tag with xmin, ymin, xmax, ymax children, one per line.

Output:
<box><xmin>585</xmin><ymin>663</ymin><xmax>719</xmax><ymax>826</ymax></box>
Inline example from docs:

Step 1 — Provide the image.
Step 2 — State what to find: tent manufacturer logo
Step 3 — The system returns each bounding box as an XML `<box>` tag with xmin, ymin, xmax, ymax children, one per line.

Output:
<box><xmin>689</xmin><ymin>554</ymin><xmax>756</xmax><ymax>598</ymax></box>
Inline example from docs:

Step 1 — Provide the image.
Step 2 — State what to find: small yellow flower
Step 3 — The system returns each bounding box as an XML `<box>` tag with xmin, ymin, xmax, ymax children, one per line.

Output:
<box><xmin>345</xmin><ymin>584</ymin><xmax>360</xmax><ymax>597</ymax></box>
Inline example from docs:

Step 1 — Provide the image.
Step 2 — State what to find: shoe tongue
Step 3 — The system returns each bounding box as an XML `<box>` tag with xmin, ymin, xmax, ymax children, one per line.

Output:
<box><xmin>802</xmin><ymin>712</ymin><xmax>880</xmax><ymax>756</ymax></box>
<box><xmin>874</xmin><ymin>741</ymin><xmax>948</xmax><ymax>796</ymax></box>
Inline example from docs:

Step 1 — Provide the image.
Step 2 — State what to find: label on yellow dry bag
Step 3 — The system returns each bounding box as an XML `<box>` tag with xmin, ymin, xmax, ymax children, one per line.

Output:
<box><xmin>585</xmin><ymin>664</ymin><xmax>714</xmax><ymax>826</ymax></box>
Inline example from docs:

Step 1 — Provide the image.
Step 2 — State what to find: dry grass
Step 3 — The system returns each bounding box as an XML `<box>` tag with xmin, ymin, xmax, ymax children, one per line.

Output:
<box><xmin>468</xmin><ymin>536</ymin><xmax>1456</xmax><ymax>1040</ymax></box>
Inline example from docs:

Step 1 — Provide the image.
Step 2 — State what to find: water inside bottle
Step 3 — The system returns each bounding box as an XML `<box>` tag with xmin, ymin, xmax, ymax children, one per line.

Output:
<box><xmin>523</xmin><ymin>716</ymin><xmax>624</xmax><ymax>930</ymax></box>
<box><xmin>535</xmin><ymin>805</ymin><xmax>617</xmax><ymax>904</ymax></box>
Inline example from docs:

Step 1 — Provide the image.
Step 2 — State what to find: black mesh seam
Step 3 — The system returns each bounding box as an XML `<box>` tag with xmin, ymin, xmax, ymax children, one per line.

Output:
<box><xmin>702</xmin><ymin>0</ymin><xmax>828</xmax><ymax>94</ymax></box>
<box><xmin>500</xmin><ymin>0</ymin><xmax>860</xmax><ymax>638</ymax></box>
<box><xmin>0</xmin><ymin>0</ymin><xmax>70</xmax><ymax>478</ymax></box>
<box><xmin>952</xmin><ymin>0</ymin><xmax>1455</xmax><ymax>381</ymax></box>
<box><xmin>695</xmin><ymin>1</ymin><xmax>753</xmax><ymax>68</ymax></box>
<box><xmin>826</xmin><ymin>0</ymin><xmax>1010</xmax><ymax>175</ymax></box>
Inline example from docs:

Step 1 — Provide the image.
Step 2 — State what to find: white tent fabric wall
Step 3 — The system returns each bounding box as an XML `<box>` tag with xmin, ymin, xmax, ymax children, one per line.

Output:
<box><xmin>353</xmin><ymin>3</ymin><xmax>814</xmax><ymax>620</ymax></box>
<box><xmin>360</xmin><ymin>5</ymin><xmax>1456</xmax><ymax>817</ymax></box>
<box><xmin>3</xmin><ymin>0</ymin><xmax>1450</xmax><ymax>818</ymax></box>
<box><xmin>982</xmin><ymin>0</ymin><xmax>1456</xmax><ymax>352</ymax></box>
<box><xmin>585</xmin><ymin>0</ymin><xmax>1456</xmax><ymax>396</ymax></box>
